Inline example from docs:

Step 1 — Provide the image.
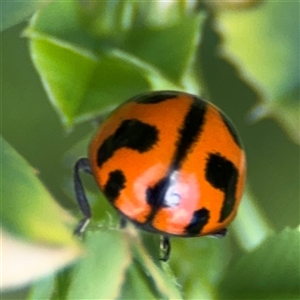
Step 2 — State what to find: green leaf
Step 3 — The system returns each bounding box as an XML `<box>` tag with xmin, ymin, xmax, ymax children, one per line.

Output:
<box><xmin>24</xmin><ymin>0</ymin><xmax>206</xmax><ymax>127</ymax></box>
<box><xmin>1</xmin><ymin>136</ymin><xmax>76</xmax><ymax>246</ymax></box>
<box><xmin>218</xmin><ymin>227</ymin><xmax>300</xmax><ymax>299</ymax></box>
<box><xmin>77</xmin><ymin>0</ymin><xmax>136</xmax><ymax>38</ymax></box>
<box><xmin>216</xmin><ymin>1</ymin><xmax>300</xmax><ymax>144</ymax></box>
<box><xmin>127</xmin><ymin>227</ymin><xmax>183</xmax><ymax>299</ymax></box>
<box><xmin>1</xmin><ymin>136</ymin><xmax>81</xmax><ymax>290</ymax></box>
<box><xmin>0</xmin><ymin>1</ymin><xmax>51</xmax><ymax>31</ymax></box>
<box><xmin>122</xmin><ymin>13</ymin><xmax>205</xmax><ymax>84</ymax></box>
<box><xmin>26</xmin><ymin>31</ymin><xmax>176</xmax><ymax>127</ymax></box>
<box><xmin>120</xmin><ymin>264</ymin><xmax>163</xmax><ymax>299</ymax></box>
<box><xmin>67</xmin><ymin>230</ymin><xmax>131</xmax><ymax>299</ymax></box>
<box><xmin>170</xmin><ymin>236</ymin><xmax>231</xmax><ymax>300</ymax></box>
<box><xmin>130</xmin><ymin>1</ymin><xmax>196</xmax><ymax>29</ymax></box>
<box><xmin>231</xmin><ymin>187</ymin><xmax>274</xmax><ymax>252</ymax></box>
<box><xmin>27</xmin><ymin>275</ymin><xmax>55</xmax><ymax>300</ymax></box>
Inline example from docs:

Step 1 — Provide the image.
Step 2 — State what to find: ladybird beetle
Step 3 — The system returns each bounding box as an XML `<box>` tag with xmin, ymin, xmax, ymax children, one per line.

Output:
<box><xmin>74</xmin><ymin>91</ymin><xmax>246</xmax><ymax>261</ymax></box>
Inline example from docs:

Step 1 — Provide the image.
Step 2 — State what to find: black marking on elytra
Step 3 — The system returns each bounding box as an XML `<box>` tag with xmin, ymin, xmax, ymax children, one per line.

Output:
<box><xmin>146</xmin><ymin>176</ymin><xmax>170</xmax><ymax>209</ymax></box>
<box><xmin>205</xmin><ymin>153</ymin><xmax>238</xmax><ymax>222</ymax></box>
<box><xmin>220</xmin><ymin>113</ymin><xmax>242</xmax><ymax>148</ymax></box>
<box><xmin>97</xmin><ymin>119</ymin><xmax>159</xmax><ymax>167</ymax></box>
<box><xmin>144</xmin><ymin>97</ymin><xmax>207</xmax><ymax>225</ymax></box>
<box><xmin>172</xmin><ymin>97</ymin><xmax>207</xmax><ymax>169</ymax></box>
<box><xmin>103</xmin><ymin>170</ymin><xmax>126</xmax><ymax>203</ymax></box>
<box><xmin>185</xmin><ymin>208</ymin><xmax>210</xmax><ymax>235</ymax></box>
<box><xmin>133</xmin><ymin>91</ymin><xmax>179</xmax><ymax>104</ymax></box>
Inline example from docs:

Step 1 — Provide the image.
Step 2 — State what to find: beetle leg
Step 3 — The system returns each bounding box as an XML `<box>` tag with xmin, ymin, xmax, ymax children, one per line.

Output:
<box><xmin>211</xmin><ymin>228</ymin><xmax>227</xmax><ymax>238</ymax></box>
<box><xmin>160</xmin><ymin>236</ymin><xmax>171</xmax><ymax>262</ymax></box>
<box><xmin>74</xmin><ymin>157</ymin><xmax>93</xmax><ymax>236</ymax></box>
<box><xmin>119</xmin><ymin>216</ymin><xmax>127</xmax><ymax>229</ymax></box>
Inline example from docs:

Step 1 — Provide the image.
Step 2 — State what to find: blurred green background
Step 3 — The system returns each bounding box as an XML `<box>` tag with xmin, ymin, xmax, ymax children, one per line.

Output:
<box><xmin>2</xmin><ymin>23</ymin><xmax>90</xmax><ymax>206</ymax></box>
